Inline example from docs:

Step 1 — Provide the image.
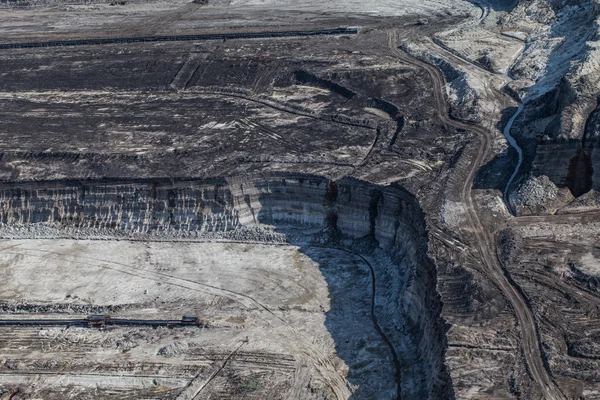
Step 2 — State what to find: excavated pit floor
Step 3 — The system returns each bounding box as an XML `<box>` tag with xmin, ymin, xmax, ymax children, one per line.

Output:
<box><xmin>0</xmin><ymin>239</ymin><xmax>400</xmax><ymax>399</ymax></box>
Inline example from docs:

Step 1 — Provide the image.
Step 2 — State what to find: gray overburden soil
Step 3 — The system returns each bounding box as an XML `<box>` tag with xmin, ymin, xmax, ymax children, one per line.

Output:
<box><xmin>1</xmin><ymin>0</ymin><xmax>600</xmax><ymax>399</ymax></box>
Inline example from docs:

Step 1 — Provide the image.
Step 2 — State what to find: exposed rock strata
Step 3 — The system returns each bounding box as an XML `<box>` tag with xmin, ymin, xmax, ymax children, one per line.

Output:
<box><xmin>505</xmin><ymin>0</ymin><xmax>600</xmax><ymax>203</ymax></box>
<box><xmin>0</xmin><ymin>174</ymin><xmax>452</xmax><ymax>399</ymax></box>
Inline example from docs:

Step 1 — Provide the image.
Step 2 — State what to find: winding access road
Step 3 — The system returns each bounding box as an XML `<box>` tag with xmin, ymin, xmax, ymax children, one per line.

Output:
<box><xmin>387</xmin><ymin>30</ymin><xmax>566</xmax><ymax>400</ymax></box>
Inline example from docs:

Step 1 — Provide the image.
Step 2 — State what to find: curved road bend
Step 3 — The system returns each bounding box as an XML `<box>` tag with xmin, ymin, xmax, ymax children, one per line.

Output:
<box><xmin>387</xmin><ymin>30</ymin><xmax>565</xmax><ymax>400</ymax></box>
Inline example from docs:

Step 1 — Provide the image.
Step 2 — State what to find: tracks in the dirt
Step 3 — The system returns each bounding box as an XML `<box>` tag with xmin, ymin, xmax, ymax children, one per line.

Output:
<box><xmin>356</xmin><ymin>253</ymin><xmax>403</xmax><ymax>400</ymax></box>
<box><xmin>309</xmin><ymin>244</ymin><xmax>402</xmax><ymax>399</ymax></box>
<box><xmin>0</xmin><ymin>28</ymin><xmax>358</xmax><ymax>50</ymax></box>
<box><xmin>511</xmin><ymin>210</ymin><xmax>600</xmax><ymax>225</ymax></box>
<box><xmin>2</xmin><ymin>244</ymin><xmax>353</xmax><ymax>399</ymax></box>
<box><xmin>387</xmin><ymin>30</ymin><xmax>566</xmax><ymax>400</ymax></box>
<box><xmin>176</xmin><ymin>341</ymin><xmax>246</xmax><ymax>400</ymax></box>
<box><xmin>185</xmin><ymin>351</ymin><xmax>296</xmax><ymax>371</ymax></box>
<box><xmin>187</xmin><ymin>87</ymin><xmax>377</xmax><ymax>129</ymax></box>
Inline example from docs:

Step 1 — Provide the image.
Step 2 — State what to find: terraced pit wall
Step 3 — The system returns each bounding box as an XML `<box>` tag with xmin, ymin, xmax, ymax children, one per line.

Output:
<box><xmin>0</xmin><ymin>174</ymin><xmax>452</xmax><ymax>398</ymax></box>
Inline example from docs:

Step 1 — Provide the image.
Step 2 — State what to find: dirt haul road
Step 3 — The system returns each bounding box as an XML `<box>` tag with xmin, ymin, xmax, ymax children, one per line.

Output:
<box><xmin>387</xmin><ymin>29</ymin><xmax>566</xmax><ymax>400</ymax></box>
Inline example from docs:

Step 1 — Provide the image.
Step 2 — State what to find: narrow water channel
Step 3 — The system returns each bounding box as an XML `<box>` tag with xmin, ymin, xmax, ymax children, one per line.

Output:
<box><xmin>503</xmin><ymin>103</ymin><xmax>524</xmax><ymax>215</ymax></box>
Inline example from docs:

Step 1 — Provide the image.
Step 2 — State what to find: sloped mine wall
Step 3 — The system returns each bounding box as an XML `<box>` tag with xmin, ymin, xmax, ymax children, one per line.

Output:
<box><xmin>0</xmin><ymin>174</ymin><xmax>452</xmax><ymax>398</ymax></box>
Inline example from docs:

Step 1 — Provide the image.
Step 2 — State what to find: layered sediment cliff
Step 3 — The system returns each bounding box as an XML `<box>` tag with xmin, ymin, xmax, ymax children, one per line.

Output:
<box><xmin>0</xmin><ymin>174</ymin><xmax>451</xmax><ymax>399</ymax></box>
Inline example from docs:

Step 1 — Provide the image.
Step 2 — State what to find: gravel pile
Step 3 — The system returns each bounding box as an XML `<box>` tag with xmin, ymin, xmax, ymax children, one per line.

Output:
<box><xmin>508</xmin><ymin>174</ymin><xmax>574</xmax><ymax>215</ymax></box>
<box><xmin>157</xmin><ymin>341</ymin><xmax>189</xmax><ymax>357</ymax></box>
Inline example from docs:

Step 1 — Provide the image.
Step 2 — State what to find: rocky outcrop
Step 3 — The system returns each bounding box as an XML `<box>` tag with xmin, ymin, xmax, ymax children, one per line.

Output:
<box><xmin>0</xmin><ymin>174</ymin><xmax>452</xmax><ymax>399</ymax></box>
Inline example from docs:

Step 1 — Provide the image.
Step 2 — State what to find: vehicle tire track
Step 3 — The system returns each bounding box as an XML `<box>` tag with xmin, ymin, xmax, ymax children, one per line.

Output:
<box><xmin>1</xmin><ymin>246</ymin><xmax>353</xmax><ymax>399</ymax></box>
<box><xmin>308</xmin><ymin>244</ymin><xmax>402</xmax><ymax>399</ymax></box>
<box><xmin>357</xmin><ymin>253</ymin><xmax>402</xmax><ymax>400</ymax></box>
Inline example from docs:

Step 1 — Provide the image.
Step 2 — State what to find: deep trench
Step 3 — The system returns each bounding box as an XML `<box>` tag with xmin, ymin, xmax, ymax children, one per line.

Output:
<box><xmin>359</xmin><ymin>252</ymin><xmax>403</xmax><ymax>400</ymax></box>
<box><xmin>0</xmin><ymin>174</ymin><xmax>452</xmax><ymax>399</ymax></box>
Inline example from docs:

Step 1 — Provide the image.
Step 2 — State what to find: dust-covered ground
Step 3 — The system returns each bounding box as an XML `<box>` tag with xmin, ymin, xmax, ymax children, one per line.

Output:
<box><xmin>1</xmin><ymin>0</ymin><xmax>600</xmax><ymax>398</ymax></box>
<box><xmin>0</xmin><ymin>240</ymin><xmax>398</xmax><ymax>399</ymax></box>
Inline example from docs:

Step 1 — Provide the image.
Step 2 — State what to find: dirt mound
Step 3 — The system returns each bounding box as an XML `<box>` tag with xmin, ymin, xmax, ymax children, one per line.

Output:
<box><xmin>508</xmin><ymin>174</ymin><xmax>574</xmax><ymax>215</ymax></box>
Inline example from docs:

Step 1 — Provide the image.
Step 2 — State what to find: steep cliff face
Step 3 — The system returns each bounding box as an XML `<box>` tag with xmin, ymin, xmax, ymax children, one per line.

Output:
<box><xmin>0</xmin><ymin>174</ymin><xmax>452</xmax><ymax>398</ymax></box>
<box><xmin>0</xmin><ymin>177</ymin><xmax>417</xmax><ymax>238</ymax></box>
<box><xmin>506</xmin><ymin>0</ymin><xmax>600</xmax><ymax>202</ymax></box>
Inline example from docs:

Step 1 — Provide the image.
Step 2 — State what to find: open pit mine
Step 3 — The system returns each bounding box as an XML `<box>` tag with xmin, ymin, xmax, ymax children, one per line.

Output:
<box><xmin>0</xmin><ymin>0</ymin><xmax>600</xmax><ymax>399</ymax></box>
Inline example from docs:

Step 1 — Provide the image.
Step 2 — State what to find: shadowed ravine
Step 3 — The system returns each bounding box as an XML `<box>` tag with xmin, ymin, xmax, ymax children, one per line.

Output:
<box><xmin>359</xmin><ymin>252</ymin><xmax>403</xmax><ymax>400</ymax></box>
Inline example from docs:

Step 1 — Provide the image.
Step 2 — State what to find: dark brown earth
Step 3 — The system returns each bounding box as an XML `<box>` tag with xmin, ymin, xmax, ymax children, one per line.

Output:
<box><xmin>0</xmin><ymin>1</ymin><xmax>599</xmax><ymax>399</ymax></box>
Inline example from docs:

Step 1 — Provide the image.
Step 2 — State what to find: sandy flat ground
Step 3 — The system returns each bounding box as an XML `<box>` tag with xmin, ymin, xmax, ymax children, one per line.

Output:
<box><xmin>0</xmin><ymin>240</ymin><xmax>327</xmax><ymax>312</ymax></box>
<box><xmin>0</xmin><ymin>239</ymin><xmax>395</xmax><ymax>398</ymax></box>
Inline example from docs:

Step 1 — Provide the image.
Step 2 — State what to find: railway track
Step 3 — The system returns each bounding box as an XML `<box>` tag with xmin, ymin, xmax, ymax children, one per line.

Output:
<box><xmin>387</xmin><ymin>29</ymin><xmax>566</xmax><ymax>400</ymax></box>
<box><xmin>357</xmin><ymin>253</ymin><xmax>402</xmax><ymax>400</ymax></box>
<box><xmin>8</xmin><ymin>247</ymin><xmax>352</xmax><ymax>399</ymax></box>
